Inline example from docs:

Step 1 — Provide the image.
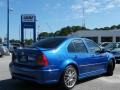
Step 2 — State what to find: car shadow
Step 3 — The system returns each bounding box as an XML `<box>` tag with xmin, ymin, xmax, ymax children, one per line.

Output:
<box><xmin>77</xmin><ymin>75</ymin><xmax>102</xmax><ymax>84</ymax></box>
<box><xmin>0</xmin><ymin>79</ymin><xmax>64</xmax><ymax>90</ymax></box>
<box><xmin>0</xmin><ymin>75</ymin><xmax>102</xmax><ymax>90</ymax></box>
<box><xmin>116</xmin><ymin>60</ymin><xmax>120</xmax><ymax>64</ymax></box>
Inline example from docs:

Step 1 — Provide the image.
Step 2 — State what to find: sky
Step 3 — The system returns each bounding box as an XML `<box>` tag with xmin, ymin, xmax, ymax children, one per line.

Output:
<box><xmin>0</xmin><ymin>0</ymin><xmax>120</xmax><ymax>40</ymax></box>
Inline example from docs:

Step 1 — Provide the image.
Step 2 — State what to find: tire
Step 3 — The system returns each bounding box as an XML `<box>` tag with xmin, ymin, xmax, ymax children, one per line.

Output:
<box><xmin>106</xmin><ymin>60</ymin><xmax>114</xmax><ymax>76</ymax></box>
<box><xmin>60</xmin><ymin>65</ymin><xmax>77</xmax><ymax>90</ymax></box>
<box><xmin>12</xmin><ymin>76</ymin><xmax>16</xmax><ymax>80</ymax></box>
<box><xmin>0</xmin><ymin>55</ymin><xmax>3</xmax><ymax>58</ymax></box>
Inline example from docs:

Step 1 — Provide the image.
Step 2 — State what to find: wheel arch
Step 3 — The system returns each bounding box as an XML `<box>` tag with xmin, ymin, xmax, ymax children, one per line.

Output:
<box><xmin>111</xmin><ymin>58</ymin><xmax>116</xmax><ymax>70</ymax></box>
<box><xmin>67</xmin><ymin>63</ymin><xmax>79</xmax><ymax>76</ymax></box>
<box><xmin>108</xmin><ymin>57</ymin><xmax>116</xmax><ymax>70</ymax></box>
<box><xmin>59</xmin><ymin>59</ymin><xmax>79</xmax><ymax>81</ymax></box>
<box><xmin>107</xmin><ymin>52</ymin><xmax>116</xmax><ymax>69</ymax></box>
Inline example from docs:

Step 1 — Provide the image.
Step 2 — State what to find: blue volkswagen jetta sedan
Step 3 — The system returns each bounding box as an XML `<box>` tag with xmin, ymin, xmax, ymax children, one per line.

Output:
<box><xmin>9</xmin><ymin>37</ymin><xmax>115</xmax><ymax>89</ymax></box>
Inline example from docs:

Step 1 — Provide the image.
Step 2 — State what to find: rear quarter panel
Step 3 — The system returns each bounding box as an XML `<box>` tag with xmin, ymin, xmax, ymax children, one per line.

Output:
<box><xmin>42</xmin><ymin>39</ymin><xmax>79</xmax><ymax>78</ymax></box>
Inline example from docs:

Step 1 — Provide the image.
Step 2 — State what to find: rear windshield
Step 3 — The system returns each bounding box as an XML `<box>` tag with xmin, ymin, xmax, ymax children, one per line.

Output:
<box><xmin>31</xmin><ymin>38</ymin><xmax>66</xmax><ymax>49</ymax></box>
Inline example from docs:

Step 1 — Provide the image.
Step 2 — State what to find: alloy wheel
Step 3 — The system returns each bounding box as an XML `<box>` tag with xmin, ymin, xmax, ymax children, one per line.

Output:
<box><xmin>64</xmin><ymin>66</ymin><xmax>77</xmax><ymax>88</ymax></box>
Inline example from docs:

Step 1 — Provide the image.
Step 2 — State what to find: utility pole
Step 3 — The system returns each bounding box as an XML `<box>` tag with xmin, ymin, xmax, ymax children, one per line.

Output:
<box><xmin>82</xmin><ymin>0</ymin><xmax>86</xmax><ymax>29</ymax></box>
<box><xmin>7</xmin><ymin>0</ymin><xmax>9</xmax><ymax>48</ymax></box>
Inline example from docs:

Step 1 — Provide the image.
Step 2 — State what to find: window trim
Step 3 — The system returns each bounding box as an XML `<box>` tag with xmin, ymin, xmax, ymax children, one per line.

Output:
<box><xmin>31</xmin><ymin>38</ymin><xmax>66</xmax><ymax>49</ymax></box>
<box><xmin>67</xmin><ymin>39</ymin><xmax>88</xmax><ymax>53</ymax></box>
<box><xmin>84</xmin><ymin>39</ymin><xmax>101</xmax><ymax>54</ymax></box>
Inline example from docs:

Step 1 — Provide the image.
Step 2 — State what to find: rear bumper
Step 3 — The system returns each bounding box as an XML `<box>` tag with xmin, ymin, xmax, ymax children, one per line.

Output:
<box><xmin>9</xmin><ymin>63</ymin><xmax>60</xmax><ymax>84</ymax></box>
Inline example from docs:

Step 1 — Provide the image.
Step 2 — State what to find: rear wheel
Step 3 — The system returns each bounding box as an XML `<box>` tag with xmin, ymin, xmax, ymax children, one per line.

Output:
<box><xmin>60</xmin><ymin>65</ymin><xmax>77</xmax><ymax>90</ymax></box>
<box><xmin>106</xmin><ymin>60</ymin><xmax>115</xmax><ymax>76</ymax></box>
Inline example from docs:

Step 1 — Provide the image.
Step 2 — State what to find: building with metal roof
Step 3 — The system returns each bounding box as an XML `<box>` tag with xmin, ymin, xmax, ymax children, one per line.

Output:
<box><xmin>69</xmin><ymin>30</ymin><xmax>120</xmax><ymax>44</ymax></box>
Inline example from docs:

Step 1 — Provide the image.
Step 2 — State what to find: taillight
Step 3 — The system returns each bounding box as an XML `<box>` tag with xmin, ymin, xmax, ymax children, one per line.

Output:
<box><xmin>36</xmin><ymin>55</ymin><xmax>48</xmax><ymax>66</ymax></box>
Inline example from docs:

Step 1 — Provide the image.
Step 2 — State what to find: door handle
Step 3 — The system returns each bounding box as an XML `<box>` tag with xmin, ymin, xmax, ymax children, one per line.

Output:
<box><xmin>91</xmin><ymin>54</ymin><xmax>95</xmax><ymax>57</ymax></box>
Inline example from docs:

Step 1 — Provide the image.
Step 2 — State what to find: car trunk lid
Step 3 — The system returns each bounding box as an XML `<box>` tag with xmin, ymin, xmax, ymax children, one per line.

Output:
<box><xmin>14</xmin><ymin>47</ymin><xmax>48</xmax><ymax>67</ymax></box>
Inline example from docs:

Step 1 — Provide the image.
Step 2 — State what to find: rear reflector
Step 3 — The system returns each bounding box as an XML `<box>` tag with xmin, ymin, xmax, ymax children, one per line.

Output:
<box><xmin>36</xmin><ymin>55</ymin><xmax>48</xmax><ymax>66</ymax></box>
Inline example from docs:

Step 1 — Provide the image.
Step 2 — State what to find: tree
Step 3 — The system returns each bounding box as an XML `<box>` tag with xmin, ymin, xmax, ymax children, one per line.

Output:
<box><xmin>93</xmin><ymin>24</ymin><xmax>120</xmax><ymax>30</ymax></box>
<box><xmin>58</xmin><ymin>26</ymin><xmax>72</xmax><ymax>36</ymax></box>
<box><xmin>111</xmin><ymin>25</ymin><xmax>117</xmax><ymax>30</ymax></box>
<box><xmin>103</xmin><ymin>27</ymin><xmax>110</xmax><ymax>30</ymax></box>
<box><xmin>116</xmin><ymin>24</ymin><xmax>120</xmax><ymax>29</ymax></box>
<box><xmin>10</xmin><ymin>39</ymin><xmax>20</xmax><ymax>44</ymax></box>
<box><xmin>71</xmin><ymin>26</ymin><xmax>86</xmax><ymax>32</ymax></box>
<box><xmin>37</xmin><ymin>32</ymin><xmax>49</xmax><ymax>40</ymax></box>
<box><xmin>94</xmin><ymin>28</ymin><xmax>100</xmax><ymax>30</ymax></box>
<box><xmin>37</xmin><ymin>24</ymin><xmax>120</xmax><ymax>39</ymax></box>
<box><xmin>37</xmin><ymin>25</ymin><xmax>89</xmax><ymax>38</ymax></box>
<box><xmin>24</xmin><ymin>39</ymin><xmax>33</xmax><ymax>45</ymax></box>
<box><xmin>54</xmin><ymin>31</ymin><xmax>60</xmax><ymax>36</ymax></box>
<box><xmin>48</xmin><ymin>32</ymin><xmax>54</xmax><ymax>37</ymax></box>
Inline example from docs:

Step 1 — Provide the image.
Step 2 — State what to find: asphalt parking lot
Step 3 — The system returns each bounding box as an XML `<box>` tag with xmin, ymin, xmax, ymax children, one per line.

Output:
<box><xmin>0</xmin><ymin>56</ymin><xmax>120</xmax><ymax>90</ymax></box>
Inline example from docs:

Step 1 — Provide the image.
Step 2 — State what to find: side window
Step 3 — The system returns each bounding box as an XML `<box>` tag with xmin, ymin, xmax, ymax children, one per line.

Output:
<box><xmin>68</xmin><ymin>42</ymin><xmax>76</xmax><ymax>52</ymax></box>
<box><xmin>68</xmin><ymin>39</ymin><xmax>87</xmax><ymax>53</ymax></box>
<box><xmin>85</xmin><ymin>39</ymin><xmax>101</xmax><ymax>54</ymax></box>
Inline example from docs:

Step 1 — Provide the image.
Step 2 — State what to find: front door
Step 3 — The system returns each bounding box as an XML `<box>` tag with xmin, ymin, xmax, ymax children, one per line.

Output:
<box><xmin>84</xmin><ymin>39</ymin><xmax>108</xmax><ymax>71</ymax></box>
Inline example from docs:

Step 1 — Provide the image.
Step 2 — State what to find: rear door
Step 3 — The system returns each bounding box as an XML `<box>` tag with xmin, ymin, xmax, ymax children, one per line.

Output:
<box><xmin>67</xmin><ymin>39</ymin><xmax>94</xmax><ymax>74</ymax></box>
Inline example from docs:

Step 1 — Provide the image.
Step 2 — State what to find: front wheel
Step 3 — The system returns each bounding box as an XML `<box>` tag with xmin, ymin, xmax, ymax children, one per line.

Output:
<box><xmin>60</xmin><ymin>65</ymin><xmax>77</xmax><ymax>90</ymax></box>
<box><xmin>106</xmin><ymin>60</ymin><xmax>115</xmax><ymax>76</ymax></box>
